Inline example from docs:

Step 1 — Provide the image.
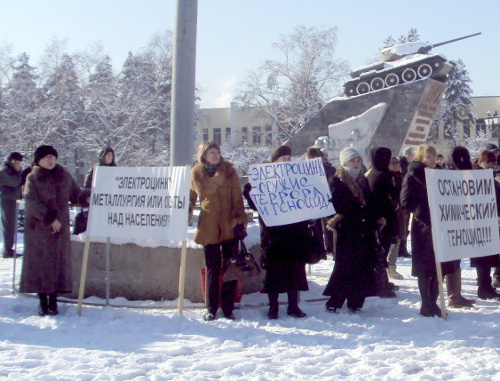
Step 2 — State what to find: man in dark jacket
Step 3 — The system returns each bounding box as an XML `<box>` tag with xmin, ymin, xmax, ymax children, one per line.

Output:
<box><xmin>0</xmin><ymin>152</ymin><xmax>24</xmax><ymax>258</ymax></box>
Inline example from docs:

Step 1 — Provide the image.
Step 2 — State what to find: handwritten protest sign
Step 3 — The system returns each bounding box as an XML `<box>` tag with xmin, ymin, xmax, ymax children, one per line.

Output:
<box><xmin>426</xmin><ymin>168</ymin><xmax>500</xmax><ymax>262</ymax></box>
<box><xmin>247</xmin><ymin>157</ymin><xmax>335</xmax><ymax>227</ymax></box>
<box><xmin>86</xmin><ymin>166</ymin><xmax>190</xmax><ymax>241</ymax></box>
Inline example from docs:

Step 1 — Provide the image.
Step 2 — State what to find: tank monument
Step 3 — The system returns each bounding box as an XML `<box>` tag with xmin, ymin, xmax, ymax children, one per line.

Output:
<box><xmin>285</xmin><ymin>33</ymin><xmax>481</xmax><ymax>167</ymax></box>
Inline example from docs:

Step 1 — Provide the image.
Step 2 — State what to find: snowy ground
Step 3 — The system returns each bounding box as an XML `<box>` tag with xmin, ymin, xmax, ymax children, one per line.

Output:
<box><xmin>0</xmin><ymin>229</ymin><xmax>499</xmax><ymax>380</ymax></box>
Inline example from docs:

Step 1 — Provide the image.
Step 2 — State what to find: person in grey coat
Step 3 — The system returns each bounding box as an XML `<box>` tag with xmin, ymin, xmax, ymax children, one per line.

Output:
<box><xmin>0</xmin><ymin>152</ymin><xmax>24</xmax><ymax>258</ymax></box>
<box><xmin>20</xmin><ymin>146</ymin><xmax>80</xmax><ymax>316</ymax></box>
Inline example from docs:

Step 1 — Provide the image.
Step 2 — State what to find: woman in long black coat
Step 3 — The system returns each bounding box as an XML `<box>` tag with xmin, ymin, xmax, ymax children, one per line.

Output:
<box><xmin>323</xmin><ymin>147</ymin><xmax>381</xmax><ymax>313</ymax></box>
<box><xmin>365</xmin><ymin>147</ymin><xmax>400</xmax><ymax>297</ymax></box>
<box><xmin>471</xmin><ymin>150</ymin><xmax>500</xmax><ymax>300</ymax></box>
<box><xmin>244</xmin><ymin>145</ymin><xmax>308</xmax><ymax>320</ymax></box>
<box><xmin>401</xmin><ymin>144</ymin><xmax>453</xmax><ymax>317</ymax></box>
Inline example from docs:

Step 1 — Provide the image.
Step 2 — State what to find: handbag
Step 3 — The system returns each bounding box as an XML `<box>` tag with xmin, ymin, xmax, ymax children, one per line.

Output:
<box><xmin>72</xmin><ymin>208</ymin><xmax>89</xmax><ymax>235</ymax></box>
<box><xmin>305</xmin><ymin>219</ymin><xmax>326</xmax><ymax>264</ymax></box>
<box><xmin>374</xmin><ymin>231</ymin><xmax>388</xmax><ymax>273</ymax></box>
<box><xmin>222</xmin><ymin>240</ymin><xmax>261</xmax><ymax>282</ymax></box>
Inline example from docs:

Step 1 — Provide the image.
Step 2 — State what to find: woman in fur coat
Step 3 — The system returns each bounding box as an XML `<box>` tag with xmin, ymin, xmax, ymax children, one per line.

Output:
<box><xmin>189</xmin><ymin>141</ymin><xmax>247</xmax><ymax>321</ymax></box>
<box><xmin>20</xmin><ymin>145</ymin><xmax>81</xmax><ymax>316</ymax></box>
<box><xmin>323</xmin><ymin>147</ymin><xmax>382</xmax><ymax>313</ymax></box>
<box><xmin>243</xmin><ymin>145</ymin><xmax>309</xmax><ymax>320</ymax></box>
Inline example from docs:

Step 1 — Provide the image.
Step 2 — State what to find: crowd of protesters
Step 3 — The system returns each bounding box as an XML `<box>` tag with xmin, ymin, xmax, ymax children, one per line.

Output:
<box><xmin>2</xmin><ymin>140</ymin><xmax>499</xmax><ymax>319</ymax></box>
<box><xmin>190</xmin><ymin>141</ymin><xmax>500</xmax><ymax>320</ymax></box>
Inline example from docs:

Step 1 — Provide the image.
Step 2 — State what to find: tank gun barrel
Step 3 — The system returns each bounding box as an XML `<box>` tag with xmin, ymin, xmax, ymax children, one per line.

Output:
<box><xmin>432</xmin><ymin>32</ymin><xmax>481</xmax><ymax>48</ymax></box>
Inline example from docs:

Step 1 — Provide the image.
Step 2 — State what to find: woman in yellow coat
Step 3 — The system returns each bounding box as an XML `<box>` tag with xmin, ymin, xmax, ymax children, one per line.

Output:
<box><xmin>190</xmin><ymin>141</ymin><xmax>247</xmax><ymax>321</ymax></box>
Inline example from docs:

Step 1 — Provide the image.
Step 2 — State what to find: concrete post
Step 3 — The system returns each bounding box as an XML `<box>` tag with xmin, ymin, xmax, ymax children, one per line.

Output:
<box><xmin>170</xmin><ymin>0</ymin><xmax>198</xmax><ymax>166</ymax></box>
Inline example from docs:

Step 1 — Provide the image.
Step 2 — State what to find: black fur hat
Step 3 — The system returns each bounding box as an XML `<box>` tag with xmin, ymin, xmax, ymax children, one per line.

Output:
<box><xmin>7</xmin><ymin>152</ymin><xmax>23</xmax><ymax>161</ymax></box>
<box><xmin>444</xmin><ymin>146</ymin><xmax>472</xmax><ymax>170</ymax></box>
<box><xmin>34</xmin><ymin>145</ymin><xmax>58</xmax><ymax>165</ymax></box>
<box><xmin>270</xmin><ymin>145</ymin><xmax>292</xmax><ymax>163</ymax></box>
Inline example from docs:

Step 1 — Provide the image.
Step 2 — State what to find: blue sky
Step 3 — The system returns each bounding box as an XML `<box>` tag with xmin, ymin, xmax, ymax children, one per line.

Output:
<box><xmin>1</xmin><ymin>0</ymin><xmax>498</xmax><ymax>108</ymax></box>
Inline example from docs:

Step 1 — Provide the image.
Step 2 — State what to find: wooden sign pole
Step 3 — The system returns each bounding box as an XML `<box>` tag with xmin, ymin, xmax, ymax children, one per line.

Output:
<box><xmin>77</xmin><ymin>235</ymin><xmax>91</xmax><ymax>316</ymax></box>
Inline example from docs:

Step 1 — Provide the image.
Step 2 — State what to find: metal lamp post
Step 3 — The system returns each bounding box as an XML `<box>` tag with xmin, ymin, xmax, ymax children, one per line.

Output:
<box><xmin>485</xmin><ymin>111</ymin><xmax>500</xmax><ymax>148</ymax></box>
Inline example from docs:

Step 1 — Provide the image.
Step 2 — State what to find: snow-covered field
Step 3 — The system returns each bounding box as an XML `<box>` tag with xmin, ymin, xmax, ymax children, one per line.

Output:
<box><xmin>0</xmin><ymin>229</ymin><xmax>499</xmax><ymax>380</ymax></box>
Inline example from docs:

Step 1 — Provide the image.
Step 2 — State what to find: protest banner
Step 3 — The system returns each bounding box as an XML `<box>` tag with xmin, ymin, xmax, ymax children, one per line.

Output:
<box><xmin>77</xmin><ymin>166</ymin><xmax>191</xmax><ymax>316</ymax></box>
<box><xmin>426</xmin><ymin>168</ymin><xmax>500</xmax><ymax>263</ymax></box>
<box><xmin>247</xmin><ymin>157</ymin><xmax>335</xmax><ymax>226</ymax></box>
<box><xmin>87</xmin><ymin>166</ymin><xmax>190</xmax><ymax>240</ymax></box>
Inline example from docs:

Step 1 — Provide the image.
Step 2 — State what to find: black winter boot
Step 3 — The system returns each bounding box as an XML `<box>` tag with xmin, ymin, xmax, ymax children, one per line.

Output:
<box><xmin>477</xmin><ymin>266</ymin><xmax>500</xmax><ymax>300</ymax></box>
<box><xmin>287</xmin><ymin>291</ymin><xmax>306</xmax><ymax>318</ymax></box>
<box><xmin>418</xmin><ymin>277</ymin><xmax>437</xmax><ymax>317</ymax></box>
<box><xmin>38</xmin><ymin>293</ymin><xmax>49</xmax><ymax>316</ymax></box>
<box><xmin>268</xmin><ymin>292</ymin><xmax>279</xmax><ymax>320</ymax></box>
<box><xmin>48</xmin><ymin>293</ymin><xmax>58</xmax><ymax>315</ymax></box>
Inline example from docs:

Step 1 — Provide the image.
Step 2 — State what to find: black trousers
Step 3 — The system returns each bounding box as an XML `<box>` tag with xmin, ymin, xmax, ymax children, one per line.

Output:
<box><xmin>1</xmin><ymin>199</ymin><xmax>17</xmax><ymax>256</ymax></box>
<box><xmin>204</xmin><ymin>239</ymin><xmax>238</xmax><ymax>315</ymax></box>
<box><xmin>476</xmin><ymin>265</ymin><xmax>494</xmax><ymax>292</ymax></box>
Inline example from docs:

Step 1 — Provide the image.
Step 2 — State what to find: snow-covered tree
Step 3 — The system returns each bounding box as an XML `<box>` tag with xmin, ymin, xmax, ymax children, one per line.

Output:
<box><xmin>3</xmin><ymin>53</ymin><xmax>45</xmax><ymax>156</ymax></box>
<box><xmin>40</xmin><ymin>53</ymin><xmax>85</xmax><ymax>173</ymax></box>
<box><xmin>382</xmin><ymin>28</ymin><xmax>420</xmax><ymax>48</ymax></box>
<box><xmin>464</xmin><ymin>130</ymin><xmax>491</xmax><ymax>160</ymax></box>
<box><xmin>236</xmin><ymin>26</ymin><xmax>349</xmax><ymax>142</ymax></box>
<box><xmin>0</xmin><ymin>42</ymin><xmax>15</xmax><ymax>85</ymax></box>
<box><xmin>82</xmin><ymin>55</ymin><xmax>120</xmax><ymax>155</ymax></box>
<box><xmin>440</xmin><ymin>59</ymin><xmax>476</xmax><ymax>145</ymax></box>
<box><xmin>220</xmin><ymin>133</ymin><xmax>272</xmax><ymax>175</ymax></box>
<box><xmin>115</xmin><ymin>52</ymin><xmax>169</xmax><ymax>166</ymax></box>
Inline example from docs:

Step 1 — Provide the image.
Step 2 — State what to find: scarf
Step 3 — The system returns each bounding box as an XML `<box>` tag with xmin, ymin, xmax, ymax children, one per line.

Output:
<box><xmin>203</xmin><ymin>162</ymin><xmax>219</xmax><ymax>177</ymax></box>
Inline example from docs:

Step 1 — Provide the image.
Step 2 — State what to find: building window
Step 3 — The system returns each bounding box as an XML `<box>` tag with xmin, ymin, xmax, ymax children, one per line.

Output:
<box><xmin>202</xmin><ymin>128</ymin><xmax>209</xmax><ymax>142</ymax></box>
<box><xmin>226</xmin><ymin>127</ymin><xmax>231</xmax><ymax>142</ymax></box>
<box><xmin>265</xmin><ymin>125</ymin><xmax>272</xmax><ymax>145</ymax></box>
<box><xmin>252</xmin><ymin>126</ymin><xmax>262</xmax><ymax>145</ymax></box>
<box><xmin>213</xmin><ymin>128</ymin><xmax>221</xmax><ymax>144</ymax></box>
<box><xmin>242</xmin><ymin>127</ymin><xmax>248</xmax><ymax>142</ymax></box>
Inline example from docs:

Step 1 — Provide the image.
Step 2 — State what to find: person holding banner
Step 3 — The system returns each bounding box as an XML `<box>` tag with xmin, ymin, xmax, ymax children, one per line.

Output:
<box><xmin>83</xmin><ymin>146</ymin><xmax>117</xmax><ymax>189</ymax></box>
<box><xmin>244</xmin><ymin>145</ymin><xmax>309</xmax><ymax>320</ymax></box>
<box><xmin>190</xmin><ymin>141</ymin><xmax>247</xmax><ymax>321</ymax></box>
<box><xmin>401</xmin><ymin>144</ymin><xmax>454</xmax><ymax>317</ymax></box>
<box><xmin>20</xmin><ymin>145</ymin><xmax>81</xmax><ymax>316</ymax></box>
<box><xmin>323</xmin><ymin>147</ymin><xmax>383</xmax><ymax>313</ymax></box>
<box><xmin>471</xmin><ymin>150</ymin><xmax>500</xmax><ymax>300</ymax></box>
<box><xmin>441</xmin><ymin>147</ymin><xmax>476</xmax><ymax>308</ymax></box>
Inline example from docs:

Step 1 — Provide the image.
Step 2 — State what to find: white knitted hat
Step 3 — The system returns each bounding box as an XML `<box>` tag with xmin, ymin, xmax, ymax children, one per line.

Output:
<box><xmin>339</xmin><ymin>146</ymin><xmax>361</xmax><ymax>166</ymax></box>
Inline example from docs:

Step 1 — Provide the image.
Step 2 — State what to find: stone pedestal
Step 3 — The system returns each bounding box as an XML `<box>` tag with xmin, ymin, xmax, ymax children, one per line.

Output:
<box><xmin>69</xmin><ymin>240</ymin><xmax>264</xmax><ymax>303</ymax></box>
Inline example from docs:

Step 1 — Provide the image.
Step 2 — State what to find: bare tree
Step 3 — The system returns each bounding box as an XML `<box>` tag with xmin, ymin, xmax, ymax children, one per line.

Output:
<box><xmin>236</xmin><ymin>26</ymin><xmax>350</xmax><ymax>141</ymax></box>
<box><xmin>0</xmin><ymin>42</ymin><xmax>15</xmax><ymax>84</ymax></box>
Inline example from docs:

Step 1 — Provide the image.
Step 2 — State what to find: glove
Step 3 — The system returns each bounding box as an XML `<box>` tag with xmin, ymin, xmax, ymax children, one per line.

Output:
<box><xmin>233</xmin><ymin>223</ymin><xmax>247</xmax><ymax>240</ymax></box>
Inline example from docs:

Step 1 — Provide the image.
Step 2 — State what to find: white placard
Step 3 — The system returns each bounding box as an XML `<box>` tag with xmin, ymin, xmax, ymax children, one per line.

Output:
<box><xmin>87</xmin><ymin>166</ymin><xmax>190</xmax><ymax>241</ymax></box>
<box><xmin>426</xmin><ymin>168</ymin><xmax>500</xmax><ymax>262</ymax></box>
<box><xmin>247</xmin><ymin>157</ymin><xmax>335</xmax><ymax>227</ymax></box>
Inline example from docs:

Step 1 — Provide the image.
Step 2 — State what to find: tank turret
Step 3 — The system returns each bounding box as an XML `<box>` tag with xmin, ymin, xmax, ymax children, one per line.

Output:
<box><xmin>344</xmin><ymin>33</ymin><xmax>481</xmax><ymax>97</ymax></box>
